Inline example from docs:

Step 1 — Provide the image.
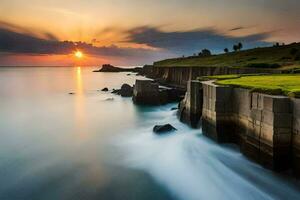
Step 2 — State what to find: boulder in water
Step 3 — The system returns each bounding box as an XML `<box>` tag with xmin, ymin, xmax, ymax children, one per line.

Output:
<box><xmin>119</xmin><ymin>84</ymin><xmax>133</xmax><ymax>97</ymax></box>
<box><xmin>101</xmin><ymin>87</ymin><xmax>109</xmax><ymax>91</ymax></box>
<box><xmin>111</xmin><ymin>84</ymin><xmax>133</xmax><ymax>97</ymax></box>
<box><xmin>153</xmin><ymin>124</ymin><xmax>177</xmax><ymax>134</ymax></box>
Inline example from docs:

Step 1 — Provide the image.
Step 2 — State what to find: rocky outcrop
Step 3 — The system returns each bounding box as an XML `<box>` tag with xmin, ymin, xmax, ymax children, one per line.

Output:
<box><xmin>132</xmin><ymin>80</ymin><xmax>184</xmax><ymax>105</ymax></box>
<box><xmin>132</xmin><ymin>80</ymin><xmax>164</xmax><ymax>105</ymax></box>
<box><xmin>93</xmin><ymin>64</ymin><xmax>142</xmax><ymax>73</ymax></box>
<box><xmin>178</xmin><ymin>80</ymin><xmax>203</xmax><ymax>128</ymax></box>
<box><xmin>101</xmin><ymin>87</ymin><xmax>109</xmax><ymax>91</ymax></box>
<box><xmin>153</xmin><ymin>124</ymin><xmax>177</xmax><ymax>134</ymax></box>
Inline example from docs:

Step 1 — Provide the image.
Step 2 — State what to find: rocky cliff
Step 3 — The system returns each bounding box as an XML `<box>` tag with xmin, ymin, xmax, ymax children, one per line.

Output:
<box><xmin>144</xmin><ymin>65</ymin><xmax>284</xmax><ymax>89</ymax></box>
<box><xmin>141</xmin><ymin>64</ymin><xmax>300</xmax><ymax>176</ymax></box>
<box><xmin>175</xmin><ymin>79</ymin><xmax>300</xmax><ymax>176</ymax></box>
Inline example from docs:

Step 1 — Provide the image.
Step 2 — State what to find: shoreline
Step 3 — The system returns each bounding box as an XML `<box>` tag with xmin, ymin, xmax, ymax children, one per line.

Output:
<box><xmin>99</xmin><ymin>64</ymin><xmax>300</xmax><ymax>179</ymax></box>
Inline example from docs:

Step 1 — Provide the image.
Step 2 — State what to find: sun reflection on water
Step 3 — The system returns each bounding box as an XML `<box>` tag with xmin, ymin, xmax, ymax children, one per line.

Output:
<box><xmin>74</xmin><ymin>66</ymin><xmax>87</xmax><ymax>139</ymax></box>
<box><xmin>76</xmin><ymin>67</ymin><xmax>83</xmax><ymax>94</ymax></box>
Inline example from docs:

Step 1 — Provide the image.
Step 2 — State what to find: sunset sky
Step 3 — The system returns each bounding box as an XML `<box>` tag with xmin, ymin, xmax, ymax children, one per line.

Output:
<box><xmin>0</xmin><ymin>0</ymin><xmax>299</xmax><ymax>66</ymax></box>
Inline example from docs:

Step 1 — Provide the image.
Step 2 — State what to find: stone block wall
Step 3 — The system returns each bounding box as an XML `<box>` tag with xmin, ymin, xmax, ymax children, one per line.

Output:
<box><xmin>202</xmin><ymin>81</ymin><xmax>234</xmax><ymax>143</ymax></box>
<box><xmin>245</xmin><ymin>94</ymin><xmax>292</xmax><ymax>170</ymax></box>
<box><xmin>201</xmin><ymin>81</ymin><xmax>298</xmax><ymax>173</ymax></box>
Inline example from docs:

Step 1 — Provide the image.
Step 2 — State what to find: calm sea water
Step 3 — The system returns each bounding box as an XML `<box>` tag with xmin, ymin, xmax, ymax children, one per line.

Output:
<box><xmin>0</xmin><ymin>66</ymin><xmax>300</xmax><ymax>200</ymax></box>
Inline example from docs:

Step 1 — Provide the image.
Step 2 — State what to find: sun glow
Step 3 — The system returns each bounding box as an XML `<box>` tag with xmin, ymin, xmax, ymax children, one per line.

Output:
<box><xmin>75</xmin><ymin>50</ymin><xmax>83</xmax><ymax>58</ymax></box>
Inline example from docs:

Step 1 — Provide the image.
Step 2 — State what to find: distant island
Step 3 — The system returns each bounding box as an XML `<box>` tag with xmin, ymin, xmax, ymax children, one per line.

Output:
<box><xmin>93</xmin><ymin>64</ymin><xmax>142</xmax><ymax>73</ymax></box>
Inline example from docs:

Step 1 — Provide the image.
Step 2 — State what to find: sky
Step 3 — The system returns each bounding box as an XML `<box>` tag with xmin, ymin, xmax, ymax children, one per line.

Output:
<box><xmin>0</xmin><ymin>0</ymin><xmax>300</xmax><ymax>66</ymax></box>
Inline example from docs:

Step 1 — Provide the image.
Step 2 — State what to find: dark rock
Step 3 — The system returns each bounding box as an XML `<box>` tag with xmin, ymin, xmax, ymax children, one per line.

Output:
<box><xmin>101</xmin><ymin>87</ymin><xmax>109</xmax><ymax>91</ymax></box>
<box><xmin>111</xmin><ymin>84</ymin><xmax>133</xmax><ymax>97</ymax></box>
<box><xmin>166</xmin><ymin>88</ymin><xmax>185</xmax><ymax>102</ymax></box>
<box><xmin>69</xmin><ymin>92</ymin><xmax>75</xmax><ymax>95</ymax></box>
<box><xmin>93</xmin><ymin>64</ymin><xmax>142</xmax><ymax>73</ymax></box>
<box><xmin>153</xmin><ymin>124</ymin><xmax>177</xmax><ymax>134</ymax></box>
<box><xmin>119</xmin><ymin>84</ymin><xmax>133</xmax><ymax>97</ymax></box>
<box><xmin>133</xmin><ymin>80</ymin><xmax>161</xmax><ymax>105</ymax></box>
<box><xmin>171</xmin><ymin>107</ymin><xmax>178</xmax><ymax>111</ymax></box>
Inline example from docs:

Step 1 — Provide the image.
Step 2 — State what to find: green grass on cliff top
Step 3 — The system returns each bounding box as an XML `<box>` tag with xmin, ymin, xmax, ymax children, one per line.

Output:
<box><xmin>211</xmin><ymin>74</ymin><xmax>300</xmax><ymax>98</ymax></box>
<box><xmin>154</xmin><ymin>43</ymin><xmax>300</xmax><ymax>69</ymax></box>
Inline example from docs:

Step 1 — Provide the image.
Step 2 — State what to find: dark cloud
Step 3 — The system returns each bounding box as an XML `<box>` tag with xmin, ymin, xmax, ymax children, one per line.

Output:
<box><xmin>0</xmin><ymin>28</ymin><xmax>69</xmax><ymax>54</ymax></box>
<box><xmin>0</xmin><ymin>27</ymin><xmax>170</xmax><ymax>58</ymax></box>
<box><xmin>124</xmin><ymin>26</ymin><xmax>272</xmax><ymax>55</ymax></box>
<box><xmin>229</xmin><ymin>26</ymin><xmax>245</xmax><ymax>31</ymax></box>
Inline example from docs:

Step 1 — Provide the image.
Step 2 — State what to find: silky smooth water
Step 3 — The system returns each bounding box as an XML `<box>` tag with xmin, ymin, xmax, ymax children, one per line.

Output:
<box><xmin>0</xmin><ymin>67</ymin><xmax>300</xmax><ymax>200</ymax></box>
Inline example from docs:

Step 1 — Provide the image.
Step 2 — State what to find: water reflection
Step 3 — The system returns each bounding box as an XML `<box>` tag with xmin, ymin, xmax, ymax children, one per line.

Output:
<box><xmin>74</xmin><ymin>66</ymin><xmax>87</xmax><ymax>139</ymax></box>
<box><xmin>0</xmin><ymin>67</ymin><xmax>174</xmax><ymax>200</ymax></box>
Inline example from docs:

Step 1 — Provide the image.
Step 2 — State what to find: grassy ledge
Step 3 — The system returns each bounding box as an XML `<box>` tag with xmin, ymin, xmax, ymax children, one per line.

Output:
<box><xmin>207</xmin><ymin>74</ymin><xmax>300</xmax><ymax>98</ymax></box>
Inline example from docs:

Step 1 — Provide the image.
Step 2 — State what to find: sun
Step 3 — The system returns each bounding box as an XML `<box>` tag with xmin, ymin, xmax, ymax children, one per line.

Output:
<box><xmin>75</xmin><ymin>50</ymin><xmax>83</xmax><ymax>58</ymax></box>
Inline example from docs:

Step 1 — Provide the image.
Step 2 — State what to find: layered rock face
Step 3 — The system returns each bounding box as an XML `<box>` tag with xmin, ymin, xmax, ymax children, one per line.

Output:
<box><xmin>178</xmin><ymin>80</ymin><xmax>203</xmax><ymax>128</ymax></box>
<box><xmin>201</xmin><ymin>81</ymin><xmax>299</xmax><ymax>173</ymax></box>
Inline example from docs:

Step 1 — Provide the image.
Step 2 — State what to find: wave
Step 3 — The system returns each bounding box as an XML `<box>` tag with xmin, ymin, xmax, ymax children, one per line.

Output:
<box><xmin>115</xmin><ymin>105</ymin><xmax>300</xmax><ymax>200</ymax></box>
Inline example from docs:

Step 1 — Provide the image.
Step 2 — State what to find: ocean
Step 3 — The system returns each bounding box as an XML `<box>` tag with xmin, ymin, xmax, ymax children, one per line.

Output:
<box><xmin>0</xmin><ymin>66</ymin><xmax>299</xmax><ymax>200</ymax></box>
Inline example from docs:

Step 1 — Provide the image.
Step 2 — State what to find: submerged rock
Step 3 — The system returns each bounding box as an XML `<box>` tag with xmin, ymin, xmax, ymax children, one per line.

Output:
<box><xmin>69</xmin><ymin>92</ymin><xmax>75</xmax><ymax>95</ymax></box>
<box><xmin>101</xmin><ymin>87</ymin><xmax>109</xmax><ymax>91</ymax></box>
<box><xmin>153</xmin><ymin>124</ymin><xmax>177</xmax><ymax>134</ymax></box>
<box><xmin>111</xmin><ymin>89</ymin><xmax>119</xmax><ymax>94</ymax></box>
<box><xmin>104</xmin><ymin>97</ymin><xmax>114</xmax><ymax>101</ymax></box>
<box><xmin>171</xmin><ymin>107</ymin><xmax>178</xmax><ymax>111</ymax></box>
